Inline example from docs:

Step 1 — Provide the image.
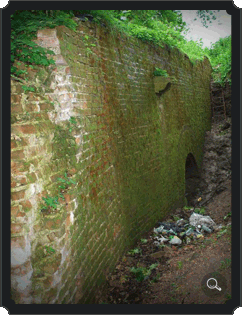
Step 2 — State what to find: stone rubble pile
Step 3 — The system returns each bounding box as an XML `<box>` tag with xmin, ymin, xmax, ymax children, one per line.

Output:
<box><xmin>153</xmin><ymin>210</ymin><xmax>223</xmax><ymax>246</ymax></box>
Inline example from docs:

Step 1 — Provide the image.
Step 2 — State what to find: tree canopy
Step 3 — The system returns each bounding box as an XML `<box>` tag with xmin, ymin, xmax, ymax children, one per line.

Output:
<box><xmin>10</xmin><ymin>10</ymin><xmax>231</xmax><ymax>86</ymax></box>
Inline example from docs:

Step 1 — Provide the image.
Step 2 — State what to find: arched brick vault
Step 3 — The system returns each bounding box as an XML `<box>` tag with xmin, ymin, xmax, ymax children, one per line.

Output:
<box><xmin>176</xmin><ymin>125</ymin><xmax>203</xmax><ymax>206</ymax></box>
<box><xmin>185</xmin><ymin>153</ymin><xmax>200</xmax><ymax>205</ymax></box>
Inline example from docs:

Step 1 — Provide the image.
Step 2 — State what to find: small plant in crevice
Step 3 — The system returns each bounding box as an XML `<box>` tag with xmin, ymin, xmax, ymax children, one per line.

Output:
<box><xmin>177</xmin><ymin>261</ymin><xmax>183</xmax><ymax>269</ymax></box>
<box><xmin>11</xmin><ymin>10</ymin><xmax>77</xmax><ymax>81</ymax></box>
<box><xmin>44</xmin><ymin>245</ymin><xmax>56</xmax><ymax>254</ymax></box>
<box><xmin>21</xmin><ymin>85</ymin><xmax>36</xmax><ymax>93</ymax></box>
<box><xmin>130</xmin><ymin>263</ymin><xmax>159</xmax><ymax>282</ymax></box>
<box><xmin>40</xmin><ymin>171</ymin><xmax>76</xmax><ymax>214</ymax></box>
<box><xmin>68</xmin><ymin>116</ymin><xmax>78</xmax><ymax>133</ymax></box>
<box><xmin>183</xmin><ymin>205</ymin><xmax>193</xmax><ymax>210</ymax></box>
<box><xmin>57</xmin><ymin>172</ymin><xmax>76</xmax><ymax>192</ymax></box>
<box><xmin>81</xmin><ymin>34</ymin><xmax>97</xmax><ymax>56</ymax></box>
<box><xmin>41</xmin><ymin>196</ymin><xmax>59</xmax><ymax>214</ymax></box>
<box><xmin>127</xmin><ymin>248</ymin><xmax>142</xmax><ymax>255</ymax></box>
<box><xmin>153</xmin><ymin>67</ymin><xmax>169</xmax><ymax>77</ymax></box>
<box><xmin>194</xmin><ymin>207</ymin><xmax>206</xmax><ymax>215</ymax></box>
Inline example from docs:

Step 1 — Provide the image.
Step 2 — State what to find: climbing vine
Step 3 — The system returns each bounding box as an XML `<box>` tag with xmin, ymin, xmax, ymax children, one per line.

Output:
<box><xmin>11</xmin><ymin>10</ymin><xmax>77</xmax><ymax>79</ymax></box>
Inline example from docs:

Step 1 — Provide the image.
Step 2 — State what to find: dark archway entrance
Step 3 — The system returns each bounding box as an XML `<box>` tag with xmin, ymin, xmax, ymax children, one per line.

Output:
<box><xmin>185</xmin><ymin>153</ymin><xmax>200</xmax><ymax>206</ymax></box>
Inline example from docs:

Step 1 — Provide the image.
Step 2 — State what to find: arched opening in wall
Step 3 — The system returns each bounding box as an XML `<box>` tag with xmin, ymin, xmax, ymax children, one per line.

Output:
<box><xmin>185</xmin><ymin>153</ymin><xmax>200</xmax><ymax>206</ymax></box>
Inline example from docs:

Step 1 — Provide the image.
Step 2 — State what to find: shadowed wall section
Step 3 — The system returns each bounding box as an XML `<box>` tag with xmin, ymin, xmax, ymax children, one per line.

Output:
<box><xmin>11</xmin><ymin>22</ymin><xmax>212</xmax><ymax>304</ymax></box>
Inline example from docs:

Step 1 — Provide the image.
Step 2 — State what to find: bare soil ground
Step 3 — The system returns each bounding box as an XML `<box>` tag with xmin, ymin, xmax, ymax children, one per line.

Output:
<box><xmin>99</xmin><ymin>119</ymin><xmax>231</xmax><ymax>304</ymax></box>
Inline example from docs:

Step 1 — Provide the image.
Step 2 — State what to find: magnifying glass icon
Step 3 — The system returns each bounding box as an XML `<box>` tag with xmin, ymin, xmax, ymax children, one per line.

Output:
<box><xmin>207</xmin><ymin>278</ymin><xmax>222</xmax><ymax>291</ymax></box>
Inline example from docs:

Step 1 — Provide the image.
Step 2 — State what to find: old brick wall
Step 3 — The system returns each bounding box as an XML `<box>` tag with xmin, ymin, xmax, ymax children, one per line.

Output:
<box><xmin>11</xmin><ymin>22</ymin><xmax>211</xmax><ymax>304</ymax></box>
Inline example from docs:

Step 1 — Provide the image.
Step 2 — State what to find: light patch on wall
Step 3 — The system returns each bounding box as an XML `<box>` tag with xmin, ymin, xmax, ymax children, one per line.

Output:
<box><xmin>52</xmin><ymin>270</ymin><xmax>62</xmax><ymax>288</ymax></box>
<box><xmin>15</xmin><ymin>270</ymin><xmax>33</xmax><ymax>293</ymax></box>
<box><xmin>60</xmin><ymin>246</ymin><xmax>70</xmax><ymax>265</ymax></box>
<box><xmin>74</xmin><ymin>199</ymin><xmax>78</xmax><ymax>210</ymax></box>
<box><xmin>29</xmin><ymin>163</ymin><xmax>35</xmax><ymax>173</ymax></box>
<box><xmin>34</xmin><ymin>183</ymin><xmax>42</xmax><ymax>193</ymax></box>
<box><xmin>47</xmin><ymin>111</ymin><xmax>56</xmax><ymax>123</ymax></box>
<box><xmin>25</xmin><ymin>184</ymin><xmax>36</xmax><ymax>199</ymax></box>
<box><xmin>11</xmin><ymin>236</ymin><xmax>31</xmax><ymax>266</ymax></box>
<box><xmin>52</xmin><ymin>102</ymin><xmax>74</xmax><ymax>123</ymax></box>
<box><xmin>70</xmin><ymin>211</ymin><xmax>74</xmax><ymax>224</ymax></box>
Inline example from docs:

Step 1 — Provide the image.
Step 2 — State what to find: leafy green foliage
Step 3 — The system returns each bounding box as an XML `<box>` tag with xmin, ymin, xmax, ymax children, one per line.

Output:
<box><xmin>45</xmin><ymin>245</ymin><xmax>56</xmax><ymax>254</ymax></box>
<box><xmin>177</xmin><ymin>39</ymin><xmax>207</xmax><ymax>62</ymax></box>
<box><xmin>177</xmin><ymin>261</ymin><xmax>183</xmax><ymax>269</ymax></box>
<box><xmin>130</xmin><ymin>263</ymin><xmax>159</xmax><ymax>282</ymax></box>
<box><xmin>40</xmin><ymin>172</ymin><xmax>76</xmax><ymax>213</ymax></box>
<box><xmin>68</xmin><ymin>116</ymin><xmax>78</xmax><ymax>132</ymax></box>
<box><xmin>42</xmin><ymin>196</ymin><xmax>59</xmax><ymax>210</ymax></box>
<box><xmin>194</xmin><ymin>207</ymin><xmax>206</xmax><ymax>215</ymax></box>
<box><xmin>153</xmin><ymin>68</ymin><xmax>169</xmax><ymax>77</ymax></box>
<box><xmin>183</xmin><ymin>206</ymin><xmax>193</xmax><ymax>210</ymax></box>
<box><xmin>21</xmin><ymin>85</ymin><xmax>35</xmax><ymax>92</ymax></box>
<box><xmin>195</xmin><ymin>10</ymin><xmax>220</xmax><ymax>28</ymax></box>
<box><xmin>11</xmin><ymin>10</ymin><xmax>77</xmax><ymax>79</ymax></box>
<box><xmin>11</xmin><ymin>10</ymin><xmax>230</xmax><ymax>87</ymax></box>
<box><xmin>57</xmin><ymin>172</ymin><xmax>76</xmax><ymax>190</ymax></box>
<box><xmin>127</xmin><ymin>248</ymin><xmax>142</xmax><ymax>255</ymax></box>
<box><xmin>206</xmin><ymin>36</ymin><xmax>231</xmax><ymax>85</ymax></box>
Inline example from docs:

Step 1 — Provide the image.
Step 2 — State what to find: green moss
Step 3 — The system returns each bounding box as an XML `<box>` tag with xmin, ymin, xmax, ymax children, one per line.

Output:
<box><xmin>153</xmin><ymin>68</ymin><xmax>169</xmax><ymax>77</ymax></box>
<box><xmin>52</xmin><ymin>123</ymin><xmax>78</xmax><ymax>166</ymax></box>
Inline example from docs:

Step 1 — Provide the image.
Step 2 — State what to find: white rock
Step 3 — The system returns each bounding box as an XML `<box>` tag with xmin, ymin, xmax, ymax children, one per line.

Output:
<box><xmin>189</xmin><ymin>212</ymin><xmax>216</xmax><ymax>229</ymax></box>
<box><xmin>169</xmin><ymin>236</ymin><xmax>182</xmax><ymax>245</ymax></box>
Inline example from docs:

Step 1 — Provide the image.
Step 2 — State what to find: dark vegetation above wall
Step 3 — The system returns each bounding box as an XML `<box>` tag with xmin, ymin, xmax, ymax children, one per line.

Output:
<box><xmin>11</xmin><ymin>10</ymin><xmax>231</xmax><ymax>88</ymax></box>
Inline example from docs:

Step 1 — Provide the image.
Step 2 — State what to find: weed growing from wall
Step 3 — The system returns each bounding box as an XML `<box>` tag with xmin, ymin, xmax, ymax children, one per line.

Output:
<box><xmin>40</xmin><ymin>172</ymin><xmax>76</xmax><ymax>214</ymax></box>
<box><xmin>153</xmin><ymin>68</ymin><xmax>169</xmax><ymax>77</ymax></box>
<box><xmin>82</xmin><ymin>34</ymin><xmax>97</xmax><ymax>55</ymax></box>
<box><xmin>11</xmin><ymin>10</ymin><xmax>77</xmax><ymax>81</ymax></box>
<box><xmin>39</xmin><ymin>115</ymin><xmax>79</xmax><ymax>214</ymax></box>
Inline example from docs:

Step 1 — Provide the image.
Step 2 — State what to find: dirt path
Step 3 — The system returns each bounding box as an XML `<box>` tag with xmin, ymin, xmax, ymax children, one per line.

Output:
<box><xmin>99</xmin><ymin>120</ymin><xmax>231</xmax><ymax>304</ymax></box>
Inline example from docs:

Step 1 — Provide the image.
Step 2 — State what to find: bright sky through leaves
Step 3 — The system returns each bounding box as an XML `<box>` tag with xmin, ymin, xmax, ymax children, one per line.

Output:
<box><xmin>180</xmin><ymin>10</ymin><xmax>231</xmax><ymax>48</ymax></box>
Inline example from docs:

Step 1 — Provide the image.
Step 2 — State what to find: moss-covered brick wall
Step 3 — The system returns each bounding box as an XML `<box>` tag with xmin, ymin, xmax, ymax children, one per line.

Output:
<box><xmin>11</xmin><ymin>22</ymin><xmax>212</xmax><ymax>304</ymax></box>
